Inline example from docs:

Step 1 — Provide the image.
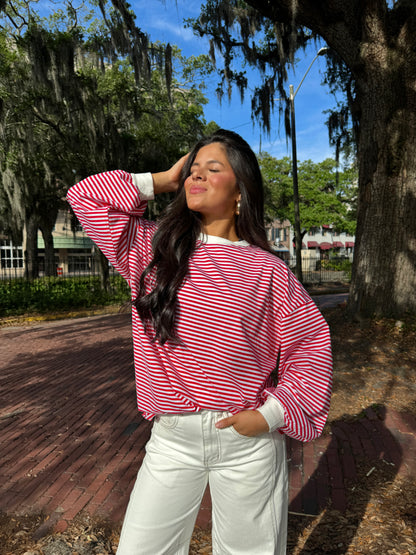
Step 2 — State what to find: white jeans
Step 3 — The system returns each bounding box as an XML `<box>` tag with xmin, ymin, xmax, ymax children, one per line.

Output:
<box><xmin>116</xmin><ymin>410</ymin><xmax>288</xmax><ymax>555</ymax></box>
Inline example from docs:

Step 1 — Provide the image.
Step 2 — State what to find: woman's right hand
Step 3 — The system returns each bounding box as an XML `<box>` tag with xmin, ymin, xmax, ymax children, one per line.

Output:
<box><xmin>152</xmin><ymin>154</ymin><xmax>189</xmax><ymax>195</ymax></box>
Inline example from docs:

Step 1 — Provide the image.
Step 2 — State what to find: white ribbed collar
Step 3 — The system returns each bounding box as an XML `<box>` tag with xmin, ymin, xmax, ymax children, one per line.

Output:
<box><xmin>199</xmin><ymin>233</ymin><xmax>250</xmax><ymax>247</ymax></box>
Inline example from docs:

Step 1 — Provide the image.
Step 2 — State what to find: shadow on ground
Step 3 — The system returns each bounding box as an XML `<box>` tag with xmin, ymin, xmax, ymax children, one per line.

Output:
<box><xmin>287</xmin><ymin>405</ymin><xmax>403</xmax><ymax>554</ymax></box>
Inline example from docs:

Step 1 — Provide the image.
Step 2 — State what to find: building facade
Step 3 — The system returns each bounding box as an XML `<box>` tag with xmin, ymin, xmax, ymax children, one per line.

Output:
<box><xmin>2</xmin><ymin>213</ymin><xmax>356</xmax><ymax>279</ymax></box>
<box><xmin>0</xmin><ymin>209</ymin><xmax>95</xmax><ymax>279</ymax></box>
<box><xmin>267</xmin><ymin>220</ymin><xmax>355</xmax><ymax>270</ymax></box>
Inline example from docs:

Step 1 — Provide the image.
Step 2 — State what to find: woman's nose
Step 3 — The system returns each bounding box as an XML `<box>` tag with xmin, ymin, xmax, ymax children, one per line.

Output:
<box><xmin>192</xmin><ymin>169</ymin><xmax>205</xmax><ymax>180</ymax></box>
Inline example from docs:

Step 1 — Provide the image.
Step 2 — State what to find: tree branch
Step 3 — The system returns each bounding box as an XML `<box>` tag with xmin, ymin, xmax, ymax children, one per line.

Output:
<box><xmin>32</xmin><ymin>108</ymin><xmax>67</xmax><ymax>141</ymax></box>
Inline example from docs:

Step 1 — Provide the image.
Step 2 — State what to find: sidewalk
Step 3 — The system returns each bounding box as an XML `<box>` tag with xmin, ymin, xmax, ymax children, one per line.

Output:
<box><xmin>1</xmin><ymin>311</ymin><xmax>415</xmax><ymax>537</ymax></box>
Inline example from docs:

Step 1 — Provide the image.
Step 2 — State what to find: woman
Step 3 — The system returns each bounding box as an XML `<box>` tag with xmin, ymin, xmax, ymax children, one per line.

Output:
<box><xmin>67</xmin><ymin>129</ymin><xmax>332</xmax><ymax>554</ymax></box>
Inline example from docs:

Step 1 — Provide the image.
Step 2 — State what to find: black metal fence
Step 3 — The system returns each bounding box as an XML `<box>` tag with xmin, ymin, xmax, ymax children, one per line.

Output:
<box><xmin>275</xmin><ymin>255</ymin><xmax>352</xmax><ymax>285</ymax></box>
<box><xmin>0</xmin><ymin>251</ymin><xmax>106</xmax><ymax>280</ymax></box>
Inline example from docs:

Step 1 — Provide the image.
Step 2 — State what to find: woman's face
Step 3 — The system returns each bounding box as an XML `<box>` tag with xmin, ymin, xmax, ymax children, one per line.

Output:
<box><xmin>184</xmin><ymin>142</ymin><xmax>241</xmax><ymax>226</ymax></box>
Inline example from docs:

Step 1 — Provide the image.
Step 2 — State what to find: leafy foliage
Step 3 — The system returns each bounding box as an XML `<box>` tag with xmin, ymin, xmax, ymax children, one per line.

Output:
<box><xmin>260</xmin><ymin>153</ymin><xmax>357</xmax><ymax>234</ymax></box>
<box><xmin>0</xmin><ymin>274</ymin><xmax>130</xmax><ymax>316</ymax></box>
<box><xmin>0</xmin><ymin>0</ymin><xmax>213</xmax><ymax>276</ymax></box>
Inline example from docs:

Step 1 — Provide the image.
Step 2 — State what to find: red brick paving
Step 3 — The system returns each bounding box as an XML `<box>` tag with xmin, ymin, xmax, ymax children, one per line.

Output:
<box><xmin>1</xmin><ymin>313</ymin><xmax>415</xmax><ymax>536</ymax></box>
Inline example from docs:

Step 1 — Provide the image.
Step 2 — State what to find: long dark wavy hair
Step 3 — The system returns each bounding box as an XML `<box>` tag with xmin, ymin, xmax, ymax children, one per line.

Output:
<box><xmin>134</xmin><ymin>129</ymin><xmax>271</xmax><ymax>344</ymax></box>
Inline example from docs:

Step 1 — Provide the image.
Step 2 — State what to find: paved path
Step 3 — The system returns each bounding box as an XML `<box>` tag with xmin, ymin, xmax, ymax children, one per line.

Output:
<box><xmin>1</xmin><ymin>308</ymin><xmax>415</xmax><ymax>537</ymax></box>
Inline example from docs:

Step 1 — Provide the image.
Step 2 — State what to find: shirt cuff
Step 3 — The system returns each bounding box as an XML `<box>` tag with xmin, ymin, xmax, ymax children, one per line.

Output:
<box><xmin>131</xmin><ymin>172</ymin><xmax>154</xmax><ymax>200</ymax></box>
<box><xmin>257</xmin><ymin>396</ymin><xmax>285</xmax><ymax>432</ymax></box>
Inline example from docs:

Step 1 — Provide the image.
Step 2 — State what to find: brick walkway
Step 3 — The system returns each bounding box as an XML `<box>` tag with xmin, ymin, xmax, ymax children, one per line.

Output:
<box><xmin>1</xmin><ymin>312</ymin><xmax>415</xmax><ymax>536</ymax></box>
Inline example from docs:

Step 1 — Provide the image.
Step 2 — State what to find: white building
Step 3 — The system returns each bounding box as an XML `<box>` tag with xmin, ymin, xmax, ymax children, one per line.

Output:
<box><xmin>0</xmin><ymin>209</ymin><xmax>95</xmax><ymax>278</ymax></box>
<box><xmin>267</xmin><ymin>220</ymin><xmax>355</xmax><ymax>270</ymax></box>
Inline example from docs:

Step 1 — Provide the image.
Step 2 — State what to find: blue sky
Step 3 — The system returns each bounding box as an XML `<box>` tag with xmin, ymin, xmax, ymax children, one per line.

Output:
<box><xmin>130</xmin><ymin>0</ymin><xmax>335</xmax><ymax>162</ymax></box>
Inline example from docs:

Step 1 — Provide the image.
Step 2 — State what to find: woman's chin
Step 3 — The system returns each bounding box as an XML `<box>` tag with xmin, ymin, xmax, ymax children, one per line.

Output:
<box><xmin>186</xmin><ymin>201</ymin><xmax>204</xmax><ymax>214</ymax></box>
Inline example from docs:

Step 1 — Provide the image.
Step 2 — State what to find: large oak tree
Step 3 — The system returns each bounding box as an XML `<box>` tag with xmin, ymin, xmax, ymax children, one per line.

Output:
<box><xmin>192</xmin><ymin>0</ymin><xmax>416</xmax><ymax>319</ymax></box>
<box><xmin>0</xmin><ymin>0</ymin><xmax>210</xmax><ymax>278</ymax></box>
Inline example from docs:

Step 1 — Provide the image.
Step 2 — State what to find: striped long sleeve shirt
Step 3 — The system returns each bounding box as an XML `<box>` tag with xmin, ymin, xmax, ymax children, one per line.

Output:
<box><xmin>67</xmin><ymin>170</ymin><xmax>332</xmax><ymax>442</ymax></box>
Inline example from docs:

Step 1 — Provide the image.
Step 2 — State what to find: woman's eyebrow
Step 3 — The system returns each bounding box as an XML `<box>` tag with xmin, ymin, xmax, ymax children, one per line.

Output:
<box><xmin>191</xmin><ymin>159</ymin><xmax>225</xmax><ymax>167</ymax></box>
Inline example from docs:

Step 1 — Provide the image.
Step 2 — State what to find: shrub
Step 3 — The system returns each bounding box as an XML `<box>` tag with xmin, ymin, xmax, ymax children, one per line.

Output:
<box><xmin>321</xmin><ymin>258</ymin><xmax>352</xmax><ymax>272</ymax></box>
<box><xmin>0</xmin><ymin>275</ymin><xmax>131</xmax><ymax>317</ymax></box>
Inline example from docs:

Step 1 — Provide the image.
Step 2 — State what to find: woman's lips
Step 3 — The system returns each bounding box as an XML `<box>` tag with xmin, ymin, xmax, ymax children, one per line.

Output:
<box><xmin>189</xmin><ymin>186</ymin><xmax>207</xmax><ymax>194</ymax></box>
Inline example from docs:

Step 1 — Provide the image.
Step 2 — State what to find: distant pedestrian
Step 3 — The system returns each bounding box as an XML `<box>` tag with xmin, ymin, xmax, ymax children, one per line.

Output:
<box><xmin>67</xmin><ymin>129</ymin><xmax>332</xmax><ymax>554</ymax></box>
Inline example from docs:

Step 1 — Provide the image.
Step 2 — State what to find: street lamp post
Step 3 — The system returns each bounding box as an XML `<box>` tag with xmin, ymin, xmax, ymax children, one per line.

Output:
<box><xmin>289</xmin><ymin>83</ymin><xmax>302</xmax><ymax>282</ymax></box>
<box><xmin>289</xmin><ymin>47</ymin><xmax>328</xmax><ymax>283</ymax></box>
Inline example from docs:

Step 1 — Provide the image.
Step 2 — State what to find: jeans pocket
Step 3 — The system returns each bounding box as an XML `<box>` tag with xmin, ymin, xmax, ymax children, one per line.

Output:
<box><xmin>228</xmin><ymin>424</ymin><xmax>255</xmax><ymax>440</ymax></box>
<box><xmin>219</xmin><ymin>411</ymin><xmax>254</xmax><ymax>441</ymax></box>
<box><xmin>155</xmin><ymin>414</ymin><xmax>179</xmax><ymax>430</ymax></box>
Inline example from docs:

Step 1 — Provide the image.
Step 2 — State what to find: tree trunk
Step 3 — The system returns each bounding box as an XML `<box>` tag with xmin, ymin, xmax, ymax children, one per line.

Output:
<box><xmin>97</xmin><ymin>248</ymin><xmax>110</xmax><ymax>292</ymax></box>
<box><xmin>343</xmin><ymin>4</ymin><xmax>416</xmax><ymax>319</ymax></box>
<box><xmin>24</xmin><ymin>213</ymin><xmax>39</xmax><ymax>280</ymax></box>
<box><xmin>348</xmin><ymin>66</ymin><xmax>416</xmax><ymax>318</ymax></box>
<box><xmin>248</xmin><ymin>0</ymin><xmax>416</xmax><ymax>318</ymax></box>
<box><xmin>40</xmin><ymin>224</ymin><xmax>56</xmax><ymax>277</ymax></box>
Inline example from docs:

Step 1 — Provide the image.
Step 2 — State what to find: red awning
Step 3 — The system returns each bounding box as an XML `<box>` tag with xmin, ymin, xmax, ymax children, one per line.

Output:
<box><xmin>332</xmin><ymin>241</ymin><xmax>344</xmax><ymax>248</ymax></box>
<box><xmin>346</xmin><ymin>241</ymin><xmax>355</xmax><ymax>248</ymax></box>
<box><xmin>307</xmin><ymin>241</ymin><xmax>319</xmax><ymax>248</ymax></box>
<box><xmin>319</xmin><ymin>242</ymin><xmax>333</xmax><ymax>250</ymax></box>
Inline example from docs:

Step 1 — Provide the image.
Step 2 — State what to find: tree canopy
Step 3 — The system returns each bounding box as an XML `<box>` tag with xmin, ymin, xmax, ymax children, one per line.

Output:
<box><xmin>0</xmin><ymin>0</ymin><xmax>213</xmax><ymax>276</ymax></box>
<box><xmin>260</xmin><ymin>153</ymin><xmax>357</xmax><ymax>235</ymax></box>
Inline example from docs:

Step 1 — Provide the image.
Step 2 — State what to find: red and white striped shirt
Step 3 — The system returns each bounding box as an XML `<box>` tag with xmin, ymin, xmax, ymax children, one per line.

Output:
<box><xmin>67</xmin><ymin>170</ymin><xmax>332</xmax><ymax>442</ymax></box>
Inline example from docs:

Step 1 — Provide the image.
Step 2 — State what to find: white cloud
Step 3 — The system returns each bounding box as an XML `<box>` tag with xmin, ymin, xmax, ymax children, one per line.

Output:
<box><xmin>147</xmin><ymin>17</ymin><xmax>196</xmax><ymax>41</ymax></box>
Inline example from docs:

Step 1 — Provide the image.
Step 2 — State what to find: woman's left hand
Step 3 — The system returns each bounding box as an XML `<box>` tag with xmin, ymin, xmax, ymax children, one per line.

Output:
<box><xmin>152</xmin><ymin>154</ymin><xmax>189</xmax><ymax>195</ymax></box>
<box><xmin>215</xmin><ymin>410</ymin><xmax>269</xmax><ymax>437</ymax></box>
